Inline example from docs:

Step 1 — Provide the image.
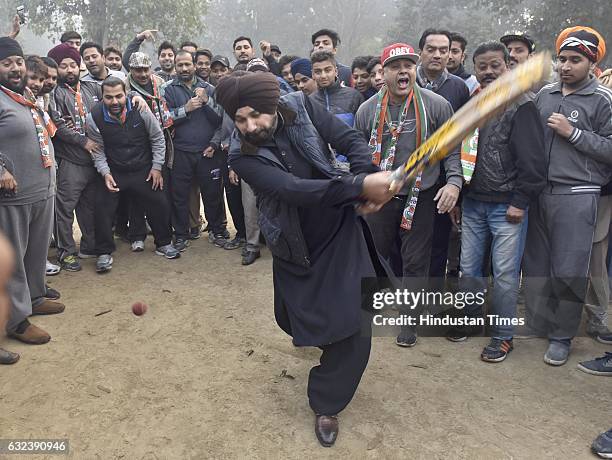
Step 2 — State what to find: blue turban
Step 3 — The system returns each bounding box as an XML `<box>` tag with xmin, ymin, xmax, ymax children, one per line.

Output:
<box><xmin>290</xmin><ymin>58</ymin><xmax>312</xmax><ymax>78</ymax></box>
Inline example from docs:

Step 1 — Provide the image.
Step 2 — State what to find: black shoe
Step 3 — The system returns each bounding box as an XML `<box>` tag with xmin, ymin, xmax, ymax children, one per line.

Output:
<box><xmin>221</xmin><ymin>228</ymin><xmax>231</xmax><ymax>239</ymax></box>
<box><xmin>189</xmin><ymin>226</ymin><xmax>201</xmax><ymax>240</ymax></box>
<box><xmin>481</xmin><ymin>338</ymin><xmax>513</xmax><ymax>363</ymax></box>
<box><xmin>446</xmin><ymin>324</ymin><xmax>483</xmax><ymax>342</ymax></box>
<box><xmin>242</xmin><ymin>250</ymin><xmax>260</xmax><ymax>265</ymax></box>
<box><xmin>396</xmin><ymin>326</ymin><xmax>417</xmax><ymax>347</ymax></box>
<box><xmin>210</xmin><ymin>233</ymin><xmax>228</xmax><ymax>248</ymax></box>
<box><xmin>44</xmin><ymin>285</ymin><xmax>61</xmax><ymax>300</ymax></box>
<box><xmin>224</xmin><ymin>237</ymin><xmax>246</xmax><ymax>250</ymax></box>
<box><xmin>174</xmin><ymin>238</ymin><xmax>190</xmax><ymax>252</ymax></box>
<box><xmin>315</xmin><ymin>415</ymin><xmax>339</xmax><ymax>447</ymax></box>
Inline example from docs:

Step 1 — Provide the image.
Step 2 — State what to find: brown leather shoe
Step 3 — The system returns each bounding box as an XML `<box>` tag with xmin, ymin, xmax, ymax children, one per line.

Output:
<box><xmin>315</xmin><ymin>415</ymin><xmax>339</xmax><ymax>447</ymax></box>
<box><xmin>32</xmin><ymin>300</ymin><xmax>65</xmax><ymax>316</ymax></box>
<box><xmin>0</xmin><ymin>348</ymin><xmax>20</xmax><ymax>365</ymax></box>
<box><xmin>9</xmin><ymin>320</ymin><xmax>50</xmax><ymax>345</ymax></box>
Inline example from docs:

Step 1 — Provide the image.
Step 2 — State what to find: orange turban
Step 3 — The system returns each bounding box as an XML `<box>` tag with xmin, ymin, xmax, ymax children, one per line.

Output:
<box><xmin>556</xmin><ymin>26</ymin><xmax>606</xmax><ymax>64</ymax></box>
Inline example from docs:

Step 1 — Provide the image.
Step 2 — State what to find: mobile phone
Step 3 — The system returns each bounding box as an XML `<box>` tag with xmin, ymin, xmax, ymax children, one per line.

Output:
<box><xmin>16</xmin><ymin>6</ymin><xmax>26</xmax><ymax>25</ymax></box>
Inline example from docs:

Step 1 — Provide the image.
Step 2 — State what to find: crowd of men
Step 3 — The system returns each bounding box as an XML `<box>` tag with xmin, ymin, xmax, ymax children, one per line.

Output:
<box><xmin>0</xmin><ymin>17</ymin><xmax>611</xmax><ymax>455</ymax></box>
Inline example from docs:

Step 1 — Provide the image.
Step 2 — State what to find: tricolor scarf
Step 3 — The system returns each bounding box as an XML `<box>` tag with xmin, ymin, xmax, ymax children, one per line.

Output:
<box><xmin>0</xmin><ymin>84</ymin><xmax>56</xmax><ymax>168</ymax></box>
<box><xmin>65</xmin><ymin>82</ymin><xmax>87</xmax><ymax>134</ymax></box>
<box><xmin>460</xmin><ymin>86</ymin><xmax>481</xmax><ymax>183</ymax></box>
<box><xmin>128</xmin><ymin>75</ymin><xmax>174</xmax><ymax>129</ymax></box>
<box><xmin>368</xmin><ymin>85</ymin><xmax>427</xmax><ymax>230</ymax></box>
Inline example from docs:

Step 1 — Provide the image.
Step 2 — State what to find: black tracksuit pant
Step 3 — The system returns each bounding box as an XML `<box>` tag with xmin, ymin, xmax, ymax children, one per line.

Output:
<box><xmin>95</xmin><ymin>167</ymin><xmax>172</xmax><ymax>254</ymax></box>
<box><xmin>171</xmin><ymin>149</ymin><xmax>225</xmax><ymax>240</ymax></box>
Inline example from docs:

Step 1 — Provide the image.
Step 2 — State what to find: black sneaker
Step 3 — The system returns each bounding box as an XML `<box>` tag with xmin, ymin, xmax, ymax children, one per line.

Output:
<box><xmin>577</xmin><ymin>352</ymin><xmax>612</xmax><ymax>376</ymax></box>
<box><xmin>592</xmin><ymin>428</ymin><xmax>612</xmax><ymax>458</ymax></box>
<box><xmin>481</xmin><ymin>338</ymin><xmax>513</xmax><ymax>363</ymax></box>
<box><xmin>59</xmin><ymin>254</ymin><xmax>81</xmax><ymax>272</ymax></box>
<box><xmin>221</xmin><ymin>228</ymin><xmax>231</xmax><ymax>239</ymax></box>
<box><xmin>224</xmin><ymin>237</ymin><xmax>246</xmax><ymax>250</ymax></box>
<box><xmin>396</xmin><ymin>326</ymin><xmax>417</xmax><ymax>347</ymax></box>
<box><xmin>189</xmin><ymin>226</ymin><xmax>201</xmax><ymax>240</ymax></box>
<box><xmin>211</xmin><ymin>233</ymin><xmax>228</xmax><ymax>248</ymax></box>
<box><xmin>44</xmin><ymin>285</ymin><xmax>61</xmax><ymax>300</ymax></box>
<box><xmin>174</xmin><ymin>239</ymin><xmax>190</xmax><ymax>252</ymax></box>
<box><xmin>242</xmin><ymin>250</ymin><xmax>260</xmax><ymax>265</ymax></box>
<box><xmin>446</xmin><ymin>324</ymin><xmax>482</xmax><ymax>342</ymax></box>
<box><xmin>587</xmin><ymin>328</ymin><xmax>612</xmax><ymax>345</ymax></box>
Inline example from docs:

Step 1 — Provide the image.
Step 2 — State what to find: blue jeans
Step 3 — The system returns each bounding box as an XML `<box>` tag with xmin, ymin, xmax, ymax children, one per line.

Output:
<box><xmin>460</xmin><ymin>197</ymin><xmax>526</xmax><ymax>339</ymax></box>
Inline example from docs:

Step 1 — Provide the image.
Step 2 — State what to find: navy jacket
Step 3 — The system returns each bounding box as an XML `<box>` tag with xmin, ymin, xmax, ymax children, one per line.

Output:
<box><xmin>162</xmin><ymin>77</ymin><xmax>222</xmax><ymax>152</ymax></box>
<box><xmin>228</xmin><ymin>92</ymin><xmax>386</xmax><ymax>346</ymax></box>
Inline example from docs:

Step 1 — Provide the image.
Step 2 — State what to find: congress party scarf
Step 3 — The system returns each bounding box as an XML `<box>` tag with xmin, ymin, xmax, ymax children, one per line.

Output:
<box><xmin>0</xmin><ymin>84</ymin><xmax>56</xmax><ymax>168</ymax></box>
<box><xmin>460</xmin><ymin>86</ymin><xmax>482</xmax><ymax>183</ymax></box>
<box><xmin>128</xmin><ymin>75</ymin><xmax>174</xmax><ymax>129</ymax></box>
<box><xmin>65</xmin><ymin>82</ymin><xmax>87</xmax><ymax>134</ymax></box>
<box><xmin>369</xmin><ymin>85</ymin><xmax>427</xmax><ymax>230</ymax></box>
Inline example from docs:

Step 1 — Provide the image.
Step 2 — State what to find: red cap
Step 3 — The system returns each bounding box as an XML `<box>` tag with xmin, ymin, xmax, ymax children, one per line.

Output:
<box><xmin>381</xmin><ymin>43</ymin><xmax>419</xmax><ymax>67</ymax></box>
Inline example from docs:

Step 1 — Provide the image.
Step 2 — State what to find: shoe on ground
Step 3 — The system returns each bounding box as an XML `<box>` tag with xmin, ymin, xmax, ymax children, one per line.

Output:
<box><xmin>587</xmin><ymin>327</ymin><xmax>612</xmax><ymax>345</ymax></box>
<box><xmin>242</xmin><ymin>250</ymin><xmax>260</xmax><ymax>265</ymax></box>
<box><xmin>224</xmin><ymin>236</ymin><xmax>246</xmax><ymax>250</ymax></box>
<box><xmin>577</xmin><ymin>352</ymin><xmax>612</xmax><ymax>377</ymax></box>
<box><xmin>46</xmin><ymin>260</ymin><xmax>60</xmax><ymax>276</ymax></box>
<box><xmin>131</xmin><ymin>240</ymin><xmax>145</xmax><ymax>252</ymax></box>
<box><xmin>95</xmin><ymin>254</ymin><xmax>113</xmax><ymax>274</ymax></box>
<box><xmin>174</xmin><ymin>239</ymin><xmax>190</xmax><ymax>252</ymax></box>
<box><xmin>189</xmin><ymin>226</ymin><xmax>201</xmax><ymax>240</ymax></box>
<box><xmin>396</xmin><ymin>326</ymin><xmax>417</xmax><ymax>347</ymax></box>
<box><xmin>481</xmin><ymin>338</ymin><xmax>513</xmax><ymax>363</ymax></box>
<box><xmin>315</xmin><ymin>415</ymin><xmax>339</xmax><ymax>447</ymax></box>
<box><xmin>78</xmin><ymin>251</ymin><xmax>97</xmax><ymax>259</ymax></box>
<box><xmin>445</xmin><ymin>324</ymin><xmax>482</xmax><ymax>342</ymax></box>
<box><xmin>32</xmin><ymin>300</ymin><xmax>65</xmax><ymax>316</ymax></box>
<box><xmin>8</xmin><ymin>319</ymin><xmax>50</xmax><ymax>344</ymax></box>
<box><xmin>592</xmin><ymin>428</ymin><xmax>612</xmax><ymax>458</ymax></box>
<box><xmin>211</xmin><ymin>233</ymin><xmax>229</xmax><ymax>248</ymax></box>
<box><xmin>544</xmin><ymin>340</ymin><xmax>570</xmax><ymax>366</ymax></box>
<box><xmin>155</xmin><ymin>244</ymin><xmax>181</xmax><ymax>259</ymax></box>
<box><xmin>0</xmin><ymin>348</ymin><xmax>20</xmax><ymax>365</ymax></box>
<box><xmin>44</xmin><ymin>285</ymin><xmax>61</xmax><ymax>300</ymax></box>
<box><xmin>59</xmin><ymin>254</ymin><xmax>81</xmax><ymax>272</ymax></box>
<box><xmin>221</xmin><ymin>228</ymin><xmax>231</xmax><ymax>239</ymax></box>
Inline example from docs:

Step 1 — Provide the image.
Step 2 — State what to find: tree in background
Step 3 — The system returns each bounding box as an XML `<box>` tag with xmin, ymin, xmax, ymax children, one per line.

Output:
<box><xmin>389</xmin><ymin>0</ymin><xmax>609</xmax><ymax>68</ymax></box>
<box><xmin>1</xmin><ymin>0</ymin><xmax>208</xmax><ymax>47</ymax></box>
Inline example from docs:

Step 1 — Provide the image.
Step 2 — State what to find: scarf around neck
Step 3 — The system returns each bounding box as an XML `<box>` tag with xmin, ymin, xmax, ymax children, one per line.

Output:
<box><xmin>416</xmin><ymin>66</ymin><xmax>449</xmax><ymax>92</ymax></box>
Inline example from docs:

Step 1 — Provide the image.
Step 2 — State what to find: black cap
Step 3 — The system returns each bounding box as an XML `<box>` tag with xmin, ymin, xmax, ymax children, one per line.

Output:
<box><xmin>500</xmin><ymin>33</ymin><xmax>536</xmax><ymax>53</ymax></box>
<box><xmin>211</xmin><ymin>55</ymin><xmax>230</xmax><ymax>68</ymax></box>
<box><xmin>270</xmin><ymin>45</ymin><xmax>281</xmax><ymax>54</ymax></box>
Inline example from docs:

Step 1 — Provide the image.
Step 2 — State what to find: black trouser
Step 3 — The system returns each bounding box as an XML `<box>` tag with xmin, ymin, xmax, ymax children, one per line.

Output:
<box><xmin>220</xmin><ymin>150</ymin><xmax>246</xmax><ymax>239</ymax></box>
<box><xmin>429</xmin><ymin>212</ymin><xmax>452</xmax><ymax>277</ymax></box>
<box><xmin>171</xmin><ymin>149</ymin><xmax>225</xmax><ymax>240</ymax></box>
<box><xmin>365</xmin><ymin>186</ymin><xmax>438</xmax><ymax>277</ymax></box>
<box><xmin>94</xmin><ymin>167</ymin><xmax>172</xmax><ymax>254</ymax></box>
<box><xmin>308</xmin><ymin>332</ymin><xmax>371</xmax><ymax>416</ymax></box>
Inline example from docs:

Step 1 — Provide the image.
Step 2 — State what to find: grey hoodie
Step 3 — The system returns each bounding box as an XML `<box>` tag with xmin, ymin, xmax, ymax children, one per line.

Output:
<box><xmin>354</xmin><ymin>87</ymin><xmax>462</xmax><ymax>194</ymax></box>
<box><xmin>535</xmin><ymin>77</ymin><xmax>612</xmax><ymax>192</ymax></box>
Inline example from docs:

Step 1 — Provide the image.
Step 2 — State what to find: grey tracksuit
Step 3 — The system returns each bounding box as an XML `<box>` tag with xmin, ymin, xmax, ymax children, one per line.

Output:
<box><xmin>523</xmin><ymin>77</ymin><xmax>612</xmax><ymax>340</ymax></box>
<box><xmin>50</xmin><ymin>81</ymin><xmax>102</xmax><ymax>257</ymax></box>
<box><xmin>0</xmin><ymin>90</ymin><xmax>56</xmax><ymax>333</ymax></box>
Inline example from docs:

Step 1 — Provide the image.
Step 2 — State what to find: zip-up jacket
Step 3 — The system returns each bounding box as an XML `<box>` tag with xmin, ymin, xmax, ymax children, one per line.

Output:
<box><xmin>309</xmin><ymin>80</ymin><xmax>364</xmax><ymax>125</ymax></box>
<box><xmin>161</xmin><ymin>77</ymin><xmax>222</xmax><ymax>152</ymax></box>
<box><xmin>535</xmin><ymin>77</ymin><xmax>612</xmax><ymax>192</ymax></box>
<box><xmin>50</xmin><ymin>81</ymin><xmax>102</xmax><ymax>166</ymax></box>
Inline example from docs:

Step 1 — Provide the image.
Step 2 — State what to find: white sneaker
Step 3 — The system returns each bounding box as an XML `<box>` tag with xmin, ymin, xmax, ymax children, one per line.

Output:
<box><xmin>131</xmin><ymin>240</ymin><xmax>145</xmax><ymax>252</ymax></box>
<box><xmin>46</xmin><ymin>260</ymin><xmax>61</xmax><ymax>276</ymax></box>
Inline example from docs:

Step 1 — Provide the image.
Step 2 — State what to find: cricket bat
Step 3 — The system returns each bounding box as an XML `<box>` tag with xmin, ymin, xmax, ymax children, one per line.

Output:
<box><xmin>390</xmin><ymin>51</ymin><xmax>551</xmax><ymax>188</ymax></box>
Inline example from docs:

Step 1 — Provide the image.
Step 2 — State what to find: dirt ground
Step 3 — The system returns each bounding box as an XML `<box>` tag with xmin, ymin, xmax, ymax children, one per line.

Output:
<box><xmin>0</xmin><ymin>230</ymin><xmax>610</xmax><ymax>460</ymax></box>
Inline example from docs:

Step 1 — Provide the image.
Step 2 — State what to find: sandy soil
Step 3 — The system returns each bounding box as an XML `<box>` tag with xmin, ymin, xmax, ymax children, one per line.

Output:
<box><xmin>0</xmin><ymin>232</ymin><xmax>610</xmax><ymax>459</ymax></box>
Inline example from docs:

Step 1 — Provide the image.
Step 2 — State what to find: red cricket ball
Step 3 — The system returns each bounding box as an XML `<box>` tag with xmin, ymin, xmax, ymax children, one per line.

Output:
<box><xmin>131</xmin><ymin>301</ymin><xmax>148</xmax><ymax>316</ymax></box>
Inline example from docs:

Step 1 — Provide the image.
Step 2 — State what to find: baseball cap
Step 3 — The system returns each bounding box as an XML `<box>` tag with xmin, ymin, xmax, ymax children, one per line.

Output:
<box><xmin>270</xmin><ymin>45</ymin><xmax>281</xmax><ymax>54</ymax></box>
<box><xmin>128</xmin><ymin>52</ymin><xmax>152</xmax><ymax>69</ymax></box>
<box><xmin>500</xmin><ymin>33</ymin><xmax>536</xmax><ymax>53</ymax></box>
<box><xmin>381</xmin><ymin>43</ymin><xmax>419</xmax><ymax>67</ymax></box>
<box><xmin>246</xmin><ymin>58</ymin><xmax>269</xmax><ymax>72</ymax></box>
<box><xmin>211</xmin><ymin>55</ymin><xmax>230</xmax><ymax>68</ymax></box>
